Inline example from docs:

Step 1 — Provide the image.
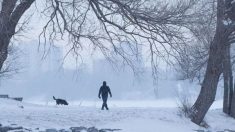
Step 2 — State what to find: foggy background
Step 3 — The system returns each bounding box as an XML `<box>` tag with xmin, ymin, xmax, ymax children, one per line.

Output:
<box><xmin>0</xmin><ymin>33</ymin><xmax>225</xmax><ymax>104</ymax></box>
<box><xmin>0</xmin><ymin>40</ymin><xmax>211</xmax><ymax>103</ymax></box>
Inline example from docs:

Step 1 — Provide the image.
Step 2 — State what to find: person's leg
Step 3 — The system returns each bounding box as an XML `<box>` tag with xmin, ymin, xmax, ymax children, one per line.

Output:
<box><xmin>104</xmin><ymin>98</ymin><xmax>108</xmax><ymax>110</ymax></box>
<box><xmin>102</xmin><ymin>96</ymin><xmax>109</xmax><ymax>110</ymax></box>
<box><xmin>101</xmin><ymin>98</ymin><xmax>105</xmax><ymax>110</ymax></box>
<box><xmin>105</xmin><ymin>103</ymin><xmax>109</xmax><ymax>110</ymax></box>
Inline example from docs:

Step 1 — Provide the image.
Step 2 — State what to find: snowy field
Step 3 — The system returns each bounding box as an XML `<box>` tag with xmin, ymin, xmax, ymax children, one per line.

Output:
<box><xmin>0</xmin><ymin>98</ymin><xmax>235</xmax><ymax>132</ymax></box>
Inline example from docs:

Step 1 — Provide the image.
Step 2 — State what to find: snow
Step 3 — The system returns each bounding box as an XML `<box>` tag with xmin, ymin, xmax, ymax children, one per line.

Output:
<box><xmin>0</xmin><ymin>98</ymin><xmax>234</xmax><ymax>132</ymax></box>
<box><xmin>232</xmin><ymin>0</ymin><xmax>235</xmax><ymax>4</ymax></box>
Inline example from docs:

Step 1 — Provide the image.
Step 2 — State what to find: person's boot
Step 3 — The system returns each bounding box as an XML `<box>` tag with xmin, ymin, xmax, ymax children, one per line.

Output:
<box><xmin>105</xmin><ymin>105</ymin><xmax>109</xmax><ymax>110</ymax></box>
<box><xmin>101</xmin><ymin>104</ymin><xmax>104</xmax><ymax>110</ymax></box>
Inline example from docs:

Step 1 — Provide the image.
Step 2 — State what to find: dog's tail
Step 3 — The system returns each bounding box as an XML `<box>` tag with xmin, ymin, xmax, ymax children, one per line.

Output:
<box><xmin>53</xmin><ymin>96</ymin><xmax>56</xmax><ymax>100</ymax></box>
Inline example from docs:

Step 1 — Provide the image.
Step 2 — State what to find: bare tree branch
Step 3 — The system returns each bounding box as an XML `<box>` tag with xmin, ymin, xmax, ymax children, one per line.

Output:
<box><xmin>39</xmin><ymin>0</ymin><xmax>200</xmax><ymax>75</ymax></box>
<box><xmin>9</xmin><ymin>0</ymin><xmax>35</xmax><ymax>35</ymax></box>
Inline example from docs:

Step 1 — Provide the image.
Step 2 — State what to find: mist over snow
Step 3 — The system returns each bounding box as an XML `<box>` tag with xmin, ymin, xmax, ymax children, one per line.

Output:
<box><xmin>0</xmin><ymin>40</ymin><xmax>224</xmax><ymax>104</ymax></box>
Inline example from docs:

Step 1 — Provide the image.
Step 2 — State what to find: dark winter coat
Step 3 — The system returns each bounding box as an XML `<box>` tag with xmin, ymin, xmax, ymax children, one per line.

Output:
<box><xmin>98</xmin><ymin>85</ymin><xmax>112</xmax><ymax>98</ymax></box>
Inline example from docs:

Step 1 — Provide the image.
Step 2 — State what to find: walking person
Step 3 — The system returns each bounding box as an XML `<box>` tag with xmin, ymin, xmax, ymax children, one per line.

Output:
<box><xmin>98</xmin><ymin>81</ymin><xmax>112</xmax><ymax>110</ymax></box>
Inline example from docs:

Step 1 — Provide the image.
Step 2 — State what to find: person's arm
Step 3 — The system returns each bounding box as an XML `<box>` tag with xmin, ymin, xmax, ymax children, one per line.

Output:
<box><xmin>98</xmin><ymin>87</ymin><xmax>102</xmax><ymax>98</ymax></box>
<box><xmin>108</xmin><ymin>87</ymin><xmax>112</xmax><ymax>97</ymax></box>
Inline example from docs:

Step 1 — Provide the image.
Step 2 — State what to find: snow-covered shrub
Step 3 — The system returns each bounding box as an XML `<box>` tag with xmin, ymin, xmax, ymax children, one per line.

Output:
<box><xmin>177</xmin><ymin>94</ymin><xmax>192</xmax><ymax>118</ymax></box>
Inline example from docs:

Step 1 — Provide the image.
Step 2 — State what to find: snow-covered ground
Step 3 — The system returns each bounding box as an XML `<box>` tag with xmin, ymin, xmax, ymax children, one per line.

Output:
<box><xmin>0</xmin><ymin>98</ymin><xmax>234</xmax><ymax>132</ymax></box>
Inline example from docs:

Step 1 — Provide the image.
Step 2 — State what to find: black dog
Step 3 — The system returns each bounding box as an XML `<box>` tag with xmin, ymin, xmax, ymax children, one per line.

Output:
<box><xmin>53</xmin><ymin>96</ymin><xmax>68</xmax><ymax>105</ymax></box>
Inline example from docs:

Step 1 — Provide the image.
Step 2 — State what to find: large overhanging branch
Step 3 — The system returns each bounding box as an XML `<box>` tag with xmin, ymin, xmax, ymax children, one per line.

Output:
<box><xmin>0</xmin><ymin>0</ymin><xmax>17</xmax><ymax>24</ymax></box>
<box><xmin>40</xmin><ymin>0</ymin><xmax>200</xmax><ymax>74</ymax></box>
<box><xmin>0</xmin><ymin>0</ymin><xmax>35</xmax><ymax>37</ymax></box>
<box><xmin>9</xmin><ymin>0</ymin><xmax>35</xmax><ymax>33</ymax></box>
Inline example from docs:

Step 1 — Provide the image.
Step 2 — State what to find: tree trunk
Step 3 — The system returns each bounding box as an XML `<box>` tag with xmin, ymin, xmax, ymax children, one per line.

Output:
<box><xmin>228</xmin><ymin>75</ymin><xmax>233</xmax><ymax>114</ymax></box>
<box><xmin>223</xmin><ymin>68</ymin><xmax>229</xmax><ymax>114</ymax></box>
<box><xmin>230</xmin><ymin>72</ymin><xmax>235</xmax><ymax>117</ymax></box>
<box><xmin>190</xmin><ymin>0</ymin><xmax>226</xmax><ymax>125</ymax></box>
<box><xmin>190</xmin><ymin>35</ymin><xmax>224</xmax><ymax>124</ymax></box>
<box><xmin>223</xmin><ymin>44</ymin><xmax>232</xmax><ymax>114</ymax></box>
<box><xmin>231</xmin><ymin>82</ymin><xmax>235</xmax><ymax>117</ymax></box>
<box><xmin>0</xmin><ymin>34</ymin><xmax>11</xmax><ymax>70</ymax></box>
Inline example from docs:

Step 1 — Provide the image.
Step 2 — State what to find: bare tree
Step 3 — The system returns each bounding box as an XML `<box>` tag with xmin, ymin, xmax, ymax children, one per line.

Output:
<box><xmin>225</xmin><ymin>0</ymin><xmax>235</xmax><ymax>119</ymax></box>
<box><xmin>189</xmin><ymin>0</ymin><xmax>235</xmax><ymax>125</ymax></box>
<box><xmin>176</xmin><ymin>0</ymin><xmax>235</xmax><ymax>124</ymax></box>
<box><xmin>176</xmin><ymin>0</ymin><xmax>216</xmax><ymax>82</ymax></box>
<box><xmin>175</xmin><ymin>0</ymin><xmax>217</xmax><ymax>117</ymax></box>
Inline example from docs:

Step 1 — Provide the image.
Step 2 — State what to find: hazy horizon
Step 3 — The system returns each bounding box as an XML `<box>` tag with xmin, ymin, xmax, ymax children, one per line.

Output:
<box><xmin>0</xmin><ymin>40</ymin><xmax>205</xmax><ymax>102</ymax></box>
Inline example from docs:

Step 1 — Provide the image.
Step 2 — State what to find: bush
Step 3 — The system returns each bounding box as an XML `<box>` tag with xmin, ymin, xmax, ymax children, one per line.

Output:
<box><xmin>177</xmin><ymin>94</ymin><xmax>192</xmax><ymax>118</ymax></box>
